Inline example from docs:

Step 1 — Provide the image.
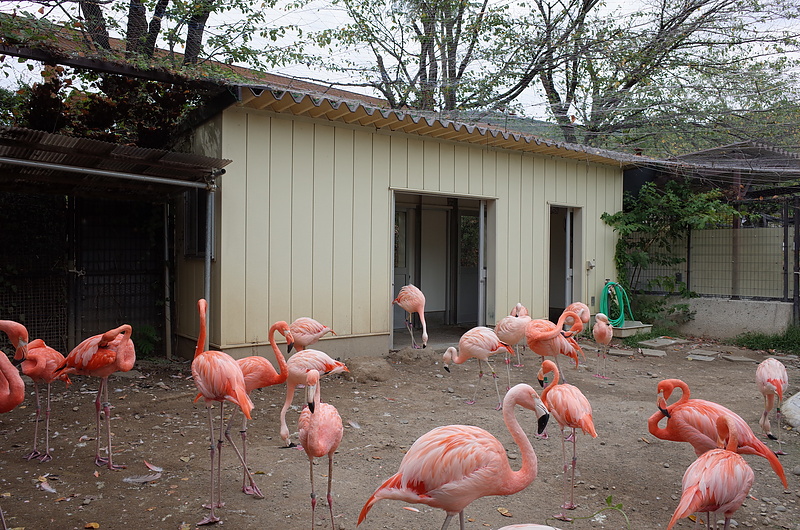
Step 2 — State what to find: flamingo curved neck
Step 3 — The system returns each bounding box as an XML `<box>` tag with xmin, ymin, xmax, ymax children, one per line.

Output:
<box><xmin>195</xmin><ymin>302</ymin><xmax>208</xmax><ymax>359</ymax></box>
<box><xmin>269</xmin><ymin>323</ymin><xmax>289</xmax><ymax>383</ymax></box>
<box><xmin>499</xmin><ymin>390</ymin><xmax>538</xmax><ymax>495</ymax></box>
<box><xmin>540</xmin><ymin>363</ymin><xmax>560</xmax><ymax>403</ymax></box>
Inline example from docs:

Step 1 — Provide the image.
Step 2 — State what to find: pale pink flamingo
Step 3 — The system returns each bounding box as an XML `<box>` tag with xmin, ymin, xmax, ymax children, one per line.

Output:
<box><xmin>443</xmin><ymin>326</ymin><xmax>514</xmax><ymax>409</ymax></box>
<box><xmin>279</xmin><ymin>348</ymin><xmax>348</xmax><ymax>447</ymax></box>
<box><xmin>561</xmin><ymin>302</ymin><xmax>590</xmax><ymax>331</ymax></box>
<box><xmin>498</xmin><ymin>525</ymin><xmax>563</xmax><ymax>530</ymax></box>
<box><xmin>288</xmin><ymin>317</ymin><xmax>335</xmax><ymax>353</ymax></box>
<box><xmin>510</xmin><ymin>302</ymin><xmax>529</xmax><ymax>317</ymax></box>
<box><xmin>667</xmin><ymin>415</ymin><xmax>754</xmax><ymax>530</ymax></box>
<box><xmin>392</xmin><ymin>284</ymin><xmax>428</xmax><ymax>348</ymax></box>
<box><xmin>648</xmin><ymin>378</ymin><xmax>787</xmax><ymax>488</ymax></box>
<box><xmin>227</xmin><ymin>321</ymin><xmax>293</xmax><ymax>496</ymax></box>
<box><xmin>191</xmin><ymin>299</ymin><xmax>259</xmax><ymax>525</ymax></box>
<box><xmin>495</xmin><ymin>313</ymin><xmax>532</xmax><ymax>368</ymax></box>
<box><xmin>592</xmin><ymin>313</ymin><xmax>613</xmax><ymax>379</ymax></box>
<box><xmin>537</xmin><ymin>360</ymin><xmax>597</xmax><ymax>520</ymax></box>
<box><xmin>17</xmin><ymin>337</ymin><xmax>71</xmax><ymax>462</ymax></box>
<box><xmin>298</xmin><ymin>369</ymin><xmax>343</xmax><ymax>529</ymax></box>
<box><xmin>756</xmin><ymin>358</ymin><xmax>788</xmax><ymax>444</ymax></box>
<box><xmin>54</xmin><ymin>324</ymin><xmax>135</xmax><ymax>470</ymax></box>
<box><xmin>357</xmin><ymin>383</ymin><xmax>550</xmax><ymax>530</ymax></box>
<box><xmin>1</xmin><ymin>349</ymin><xmax>25</xmax><ymax>529</ymax></box>
<box><xmin>1</xmin><ymin>320</ymin><xmax>72</xmax><ymax>461</ymax></box>
<box><xmin>525</xmin><ymin>311</ymin><xmax>584</xmax><ymax>380</ymax></box>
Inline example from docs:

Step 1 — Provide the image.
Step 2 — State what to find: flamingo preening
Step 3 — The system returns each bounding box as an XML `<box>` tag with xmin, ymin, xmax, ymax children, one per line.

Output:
<box><xmin>392</xmin><ymin>284</ymin><xmax>428</xmax><ymax>349</ymax></box>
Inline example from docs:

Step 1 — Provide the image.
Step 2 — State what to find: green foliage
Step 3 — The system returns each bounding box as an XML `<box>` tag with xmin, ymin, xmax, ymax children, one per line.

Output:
<box><xmin>601</xmin><ymin>180</ymin><xmax>738</xmax><ymax>323</ymax></box>
<box><xmin>548</xmin><ymin>495</ymin><xmax>631</xmax><ymax>529</ymax></box>
<box><xmin>134</xmin><ymin>324</ymin><xmax>162</xmax><ymax>358</ymax></box>
<box><xmin>733</xmin><ymin>325</ymin><xmax>800</xmax><ymax>355</ymax></box>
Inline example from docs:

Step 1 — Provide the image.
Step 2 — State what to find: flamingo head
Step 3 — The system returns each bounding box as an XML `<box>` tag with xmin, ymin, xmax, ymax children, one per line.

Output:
<box><xmin>595</xmin><ymin>313</ymin><xmax>609</xmax><ymax>324</ymax></box>
<box><xmin>305</xmin><ymin>369</ymin><xmax>320</xmax><ymax>413</ymax></box>
<box><xmin>656</xmin><ymin>390</ymin><xmax>671</xmax><ymax>418</ymax></box>
<box><xmin>421</xmin><ymin>330</ymin><xmax>428</xmax><ymax>348</ymax></box>
<box><xmin>442</xmin><ymin>347</ymin><xmax>456</xmax><ymax>372</ymax></box>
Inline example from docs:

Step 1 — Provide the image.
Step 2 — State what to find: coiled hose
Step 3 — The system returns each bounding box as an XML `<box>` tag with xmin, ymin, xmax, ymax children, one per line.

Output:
<box><xmin>599</xmin><ymin>281</ymin><xmax>634</xmax><ymax>328</ymax></box>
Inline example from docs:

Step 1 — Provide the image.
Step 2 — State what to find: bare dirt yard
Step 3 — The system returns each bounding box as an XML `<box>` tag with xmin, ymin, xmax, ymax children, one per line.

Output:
<box><xmin>1</xmin><ymin>335</ymin><xmax>799</xmax><ymax>530</ymax></box>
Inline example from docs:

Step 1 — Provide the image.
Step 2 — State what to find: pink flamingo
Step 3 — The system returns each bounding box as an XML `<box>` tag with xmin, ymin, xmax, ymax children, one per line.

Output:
<box><xmin>510</xmin><ymin>302</ymin><xmax>529</xmax><ymax>317</ymax></box>
<box><xmin>298</xmin><ymin>369</ymin><xmax>343</xmax><ymax>529</ymax></box>
<box><xmin>756</xmin><ymin>358</ymin><xmax>788</xmax><ymax>444</ymax></box>
<box><xmin>288</xmin><ymin>317</ymin><xmax>335</xmax><ymax>353</ymax></box>
<box><xmin>279</xmin><ymin>348</ymin><xmax>348</xmax><ymax>447</ymax></box>
<box><xmin>525</xmin><ymin>311</ymin><xmax>584</xmax><ymax>380</ymax></box>
<box><xmin>228</xmin><ymin>321</ymin><xmax>293</xmax><ymax>496</ymax></box>
<box><xmin>392</xmin><ymin>284</ymin><xmax>428</xmax><ymax>349</ymax></box>
<box><xmin>667</xmin><ymin>415</ymin><xmax>754</xmax><ymax>530</ymax></box>
<box><xmin>357</xmin><ymin>383</ymin><xmax>550</xmax><ymax>530</ymax></box>
<box><xmin>54</xmin><ymin>324</ymin><xmax>135</xmax><ymax>470</ymax></box>
<box><xmin>1</xmin><ymin>320</ymin><xmax>72</xmax><ymax>461</ymax></box>
<box><xmin>191</xmin><ymin>299</ymin><xmax>259</xmax><ymax>525</ymax></box>
<box><xmin>1</xmin><ymin>349</ymin><xmax>25</xmax><ymax>529</ymax></box>
<box><xmin>648</xmin><ymin>378</ymin><xmax>787</xmax><ymax>488</ymax></box>
<box><xmin>537</xmin><ymin>360</ymin><xmax>597</xmax><ymax>520</ymax></box>
<box><xmin>443</xmin><ymin>326</ymin><xmax>514</xmax><ymax>409</ymax></box>
<box><xmin>592</xmin><ymin>313</ymin><xmax>613</xmax><ymax>379</ymax></box>
<box><xmin>561</xmin><ymin>302</ymin><xmax>590</xmax><ymax>331</ymax></box>
<box><xmin>495</xmin><ymin>313</ymin><xmax>532</xmax><ymax>368</ymax></box>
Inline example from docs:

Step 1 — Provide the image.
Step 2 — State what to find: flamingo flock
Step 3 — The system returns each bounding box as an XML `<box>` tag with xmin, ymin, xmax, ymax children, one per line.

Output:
<box><xmin>0</xmin><ymin>289</ymin><xmax>795</xmax><ymax>529</ymax></box>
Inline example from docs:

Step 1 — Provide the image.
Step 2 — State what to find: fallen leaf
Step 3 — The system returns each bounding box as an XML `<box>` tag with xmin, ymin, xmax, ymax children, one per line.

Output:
<box><xmin>179</xmin><ymin>456</ymin><xmax>191</xmax><ymax>463</ymax></box>
<box><xmin>85</xmin><ymin>523</ymin><xmax>100</xmax><ymax>529</ymax></box>
<box><xmin>122</xmin><ymin>473</ymin><xmax>162</xmax><ymax>484</ymax></box>
<box><xmin>497</xmin><ymin>507</ymin><xmax>512</xmax><ymax>517</ymax></box>
<box><xmin>54</xmin><ymin>497</ymin><xmax>67</xmax><ymax>502</ymax></box>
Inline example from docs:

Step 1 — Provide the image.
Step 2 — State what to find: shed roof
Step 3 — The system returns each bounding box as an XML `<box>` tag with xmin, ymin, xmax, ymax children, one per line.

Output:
<box><xmin>0</xmin><ymin>126</ymin><xmax>230</xmax><ymax>200</ymax></box>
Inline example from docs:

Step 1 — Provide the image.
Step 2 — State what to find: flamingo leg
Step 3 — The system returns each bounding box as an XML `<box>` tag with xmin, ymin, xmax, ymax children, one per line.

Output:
<box><xmin>223</xmin><ymin>414</ymin><xmax>263</xmax><ymax>499</ymax></box>
<box><xmin>327</xmin><ymin>452</ymin><xmax>335</xmax><ymax>530</ymax></box>
<box><xmin>0</xmin><ymin>503</ymin><xmax>7</xmax><ymax>530</ymax></box>
<box><xmin>503</xmin><ymin>351</ymin><xmax>512</xmax><ymax>391</ymax></box>
<box><xmin>555</xmin><ymin>426</ymin><xmax>573</xmax><ymax>521</ymax></box>
<box><xmin>406</xmin><ymin>311</ymin><xmax>420</xmax><ymax>349</ymax></box>
<box><xmin>309</xmin><ymin>456</ymin><xmax>317</xmax><ymax>528</ymax></box>
<box><xmin>40</xmin><ymin>382</ymin><xmax>53</xmax><ymax>462</ymax></box>
<box><xmin>567</xmin><ymin>428</ymin><xmax>579</xmax><ymax>510</ymax></box>
<box><xmin>487</xmin><ymin>360</ymin><xmax>503</xmax><ymax>410</ymax></box>
<box><xmin>99</xmin><ymin>377</ymin><xmax>124</xmax><ymax>470</ymax></box>
<box><xmin>467</xmin><ymin>360</ymin><xmax>483</xmax><ymax>405</ymax></box>
<box><xmin>279</xmin><ymin>384</ymin><xmax>298</xmax><ymax>447</ymax></box>
<box><xmin>440</xmin><ymin>513</ymin><xmax>454</xmax><ymax>530</ymax></box>
<box><xmin>23</xmin><ymin>382</ymin><xmax>42</xmax><ymax>461</ymax></box>
<box><xmin>198</xmin><ymin>405</ymin><xmax>220</xmax><ymax>525</ymax></box>
<box><xmin>237</xmin><ymin>412</ymin><xmax>258</xmax><ymax>495</ymax></box>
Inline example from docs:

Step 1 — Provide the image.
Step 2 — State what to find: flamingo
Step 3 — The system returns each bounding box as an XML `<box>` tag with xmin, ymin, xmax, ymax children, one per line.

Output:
<box><xmin>0</xmin><ymin>320</ymin><xmax>28</xmax><ymax>360</ymax></box>
<box><xmin>1</xmin><ymin>350</ymin><xmax>25</xmax><ymax>530</ymax></box>
<box><xmin>279</xmin><ymin>348</ymin><xmax>348</xmax><ymax>447</ymax></box>
<box><xmin>442</xmin><ymin>326</ymin><xmax>514</xmax><ymax>409</ymax></box>
<box><xmin>525</xmin><ymin>311</ymin><xmax>584</xmax><ymax>380</ymax></box>
<box><xmin>357</xmin><ymin>383</ymin><xmax>550</xmax><ymax>530</ymax></box>
<box><xmin>537</xmin><ymin>359</ymin><xmax>597</xmax><ymax>520</ymax></box>
<box><xmin>54</xmin><ymin>324</ymin><xmax>135</xmax><ymax>470</ymax></box>
<box><xmin>227</xmin><ymin>320</ymin><xmax>293</xmax><ymax>496</ymax></box>
<box><xmin>191</xmin><ymin>298</ymin><xmax>260</xmax><ymax>525</ymax></box>
<box><xmin>298</xmin><ymin>369</ymin><xmax>343</xmax><ymax>529</ymax></box>
<box><xmin>756</xmin><ymin>358</ymin><xmax>788</xmax><ymax>443</ymax></box>
<box><xmin>495</xmin><ymin>313</ymin><xmax>532</xmax><ymax>368</ymax></box>
<box><xmin>667</xmin><ymin>415</ymin><xmax>754</xmax><ymax>530</ymax></box>
<box><xmin>562</xmin><ymin>302</ymin><xmax>590</xmax><ymax>331</ymax></box>
<box><xmin>510</xmin><ymin>302</ymin><xmax>529</xmax><ymax>317</ymax></box>
<box><xmin>592</xmin><ymin>313</ymin><xmax>613</xmax><ymax>379</ymax></box>
<box><xmin>647</xmin><ymin>378</ymin><xmax>787</xmax><ymax>488</ymax></box>
<box><xmin>392</xmin><ymin>284</ymin><xmax>428</xmax><ymax>349</ymax></box>
<box><xmin>288</xmin><ymin>317</ymin><xmax>335</xmax><ymax>353</ymax></box>
<box><xmin>498</xmin><ymin>526</ymin><xmax>562</xmax><ymax>530</ymax></box>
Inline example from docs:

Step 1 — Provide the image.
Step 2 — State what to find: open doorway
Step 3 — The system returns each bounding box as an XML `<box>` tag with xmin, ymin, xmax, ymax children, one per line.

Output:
<box><xmin>549</xmin><ymin>206</ymin><xmax>583</xmax><ymax>321</ymax></box>
<box><xmin>392</xmin><ymin>193</ymin><xmax>488</xmax><ymax>349</ymax></box>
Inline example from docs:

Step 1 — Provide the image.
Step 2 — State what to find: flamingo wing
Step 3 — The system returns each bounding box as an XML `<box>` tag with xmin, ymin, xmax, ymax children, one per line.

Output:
<box><xmin>547</xmin><ymin>385</ymin><xmax>597</xmax><ymax>437</ymax></box>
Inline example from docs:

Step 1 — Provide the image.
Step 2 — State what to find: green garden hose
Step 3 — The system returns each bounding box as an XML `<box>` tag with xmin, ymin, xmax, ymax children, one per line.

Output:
<box><xmin>599</xmin><ymin>281</ymin><xmax>634</xmax><ymax>328</ymax></box>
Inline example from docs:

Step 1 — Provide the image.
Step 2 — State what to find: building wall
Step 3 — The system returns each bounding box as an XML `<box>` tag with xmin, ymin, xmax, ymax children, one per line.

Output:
<box><xmin>177</xmin><ymin>108</ymin><xmax>623</xmax><ymax>358</ymax></box>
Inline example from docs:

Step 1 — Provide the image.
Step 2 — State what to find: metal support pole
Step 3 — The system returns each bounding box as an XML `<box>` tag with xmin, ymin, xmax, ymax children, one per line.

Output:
<box><xmin>204</xmin><ymin>186</ymin><xmax>214</xmax><ymax>352</ymax></box>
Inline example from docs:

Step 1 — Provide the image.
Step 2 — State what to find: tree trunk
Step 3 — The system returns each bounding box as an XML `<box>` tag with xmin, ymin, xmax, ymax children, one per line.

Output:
<box><xmin>79</xmin><ymin>0</ymin><xmax>111</xmax><ymax>51</ymax></box>
<box><xmin>184</xmin><ymin>0</ymin><xmax>214</xmax><ymax>65</ymax></box>
<box><xmin>126</xmin><ymin>0</ymin><xmax>147</xmax><ymax>55</ymax></box>
<box><xmin>144</xmin><ymin>0</ymin><xmax>171</xmax><ymax>58</ymax></box>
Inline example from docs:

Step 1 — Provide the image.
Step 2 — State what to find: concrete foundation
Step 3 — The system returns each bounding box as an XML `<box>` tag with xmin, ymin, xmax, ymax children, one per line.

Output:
<box><xmin>673</xmin><ymin>298</ymin><xmax>793</xmax><ymax>339</ymax></box>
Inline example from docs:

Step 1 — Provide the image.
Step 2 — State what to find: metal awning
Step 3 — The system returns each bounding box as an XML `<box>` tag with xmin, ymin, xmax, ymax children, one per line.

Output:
<box><xmin>0</xmin><ymin>126</ymin><xmax>230</xmax><ymax>199</ymax></box>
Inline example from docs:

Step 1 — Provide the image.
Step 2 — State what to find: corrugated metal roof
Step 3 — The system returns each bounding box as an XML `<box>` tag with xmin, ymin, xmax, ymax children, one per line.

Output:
<box><xmin>0</xmin><ymin>126</ymin><xmax>230</xmax><ymax>200</ymax></box>
<box><xmin>234</xmin><ymin>85</ymin><xmax>644</xmax><ymax>168</ymax></box>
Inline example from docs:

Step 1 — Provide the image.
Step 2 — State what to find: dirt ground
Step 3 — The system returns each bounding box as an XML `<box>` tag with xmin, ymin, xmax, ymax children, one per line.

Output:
<box><xmin>1</xmin><ymin>334</ymin><xmax>799</xmax><ymax>530</ymax></box>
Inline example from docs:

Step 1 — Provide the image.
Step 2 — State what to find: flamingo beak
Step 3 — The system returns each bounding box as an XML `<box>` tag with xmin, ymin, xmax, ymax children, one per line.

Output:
<box><xmin>657</xmin><ymin>393</ymin><xmax>670</xmax><ymax>417</ymax></box>
<box><xmin>305</xmin><ymin>384</ymin><xmax>317</xmax><ymax>413</ymax></box>
<box><xmin>287</xmin><ymin>340</ymin><xmax>295</xmax><ymax>354</ymax></box>
<box><xmin>443</xmin><ymin>365</ymin><xmax>450</xmax><ymax>373</ymax></box>
<box><xmin>13</xmin><ymin>339</ymin><xmax>27</xmax><ymax>364</ymax></box>
<box><xmin>536</xmin><ymin>375</ymin><xmax>544</xmax><ymax>388</ymax></box>
<box><xmin>535</xmin><ymin>401</ymin><xmax>550</xmax><ymax>434</ymax></box>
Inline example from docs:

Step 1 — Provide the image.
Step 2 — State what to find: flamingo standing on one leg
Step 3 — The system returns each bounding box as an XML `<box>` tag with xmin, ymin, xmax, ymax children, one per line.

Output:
<box><xmin>592</xmin><ymin>313</ymin><xmax>613</xmax><ymax>379</ymax></box>
<box><xmin>443</xmin><ymin>326</ymin><xmax>514</xmax><ymax>409</ymax></box>
<box><xmin>666</xmin><ymin>415</ymin><xmax>754</xmax><ymax>530</ymax></box>
<box><xmin>1</xmin><ymin>350</ymin><xmax>25</xmax><ymax>530</ymax></box>
<box><xmin>525</xmin><ymin>311</ymin><xmax>584</xmax><ymax>381</ymax></box>
<box><xmin>496</xmin><ymin>313</ymin><xmax>532</xmax><ymax>369</ymax></box>
<box><xmin>647</xmin><ymin>378</ymin><xmax>787</xmax><ymax>488</ymax></box>
<box><xmin>228</xmin><ymin>321</ymin><xmax>293</xmax><ymax>496</ymax></box>
<box><xmin>357</xmin><ymin>383</ymin><xmax>550</xmax><ymax>530</ymax></box>
<box><xmin>298</xmin><ymin>369</ymin><xmax>343</xmax><ymax>530</ymax></box>
<box><xmin>54</xmin><ymin>324</ymin><xmax>135</xmax><ymax>470</ymax></box>
<box><xmin>756</xmin><ymin>358</ymin><xmax>788</xmax><ymax>446</ymax></box>
<box><xmin>191</xmin><ymin>299</ymin><xmax>259</xmax><ymax>525</ymax></box>
<box><xmin>392</xmin><ymin>284</ymin><xmax>428</xmax><ymax>349</ymax></box>
<box><xmin>537</xmin><ymin>360</ymin><xmax>597</xmax><ymax>521</ymax></box>
<box><xmin>1</xmin><ymin>320</ymin><xmax>72</xmax><ymax>462</ymax></box>
<box><xmin>279</xmin><ymin>349</ymin><xmax>348</xmax><ymax>447</ymax></box>
<box><xmin>288</xmin><ymin>317</ymin><xmax>335</xmax><ymax>353</ymax></box>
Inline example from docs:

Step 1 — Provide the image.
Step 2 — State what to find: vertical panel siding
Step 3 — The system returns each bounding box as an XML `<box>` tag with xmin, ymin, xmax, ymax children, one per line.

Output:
<box><xmin>439</xmin><ymin>143</ymin><xmax>455</xmax><ymax>192</ymax></box>
<box><xmin>291</xmin><ymin>120</ymin><xmax>316</xmax><ymax>318</ymax></box>
<box><xmin>312</xmin><ymin>126</ymin><xmax>336</xmax><ymax>329</ymax></box>
<box><xmin>352</xmin><ymin>130</ymin><xmax>373</xmax><ymax>334</ymax></box>
<box><xmin>423</xmin><ymin>142</ymin><xmax>440</xmax><ymax>190</ymax></box>
<box><xmin>389</xmin><ymin>136</ymin><xmax>408</xmax><ymax>189</ymax></box>
<box><xmin>407</xmin><ymin>139</ymin><xmax>424</xmax><ymax>189</ymax></box>
<box><xmin>332</xmin><ymin>127</ymin><xmax>355</xmax><ymax>336</ymax></box>
<box><xmin>268</xmin><ymin>119</ymin><xmax>294</xmax><ymax>325</ymax></box>
<box><xmin>371</xmin><ymin>135</ymin><xmax>391</xmax><ymax>333</ymax></box>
